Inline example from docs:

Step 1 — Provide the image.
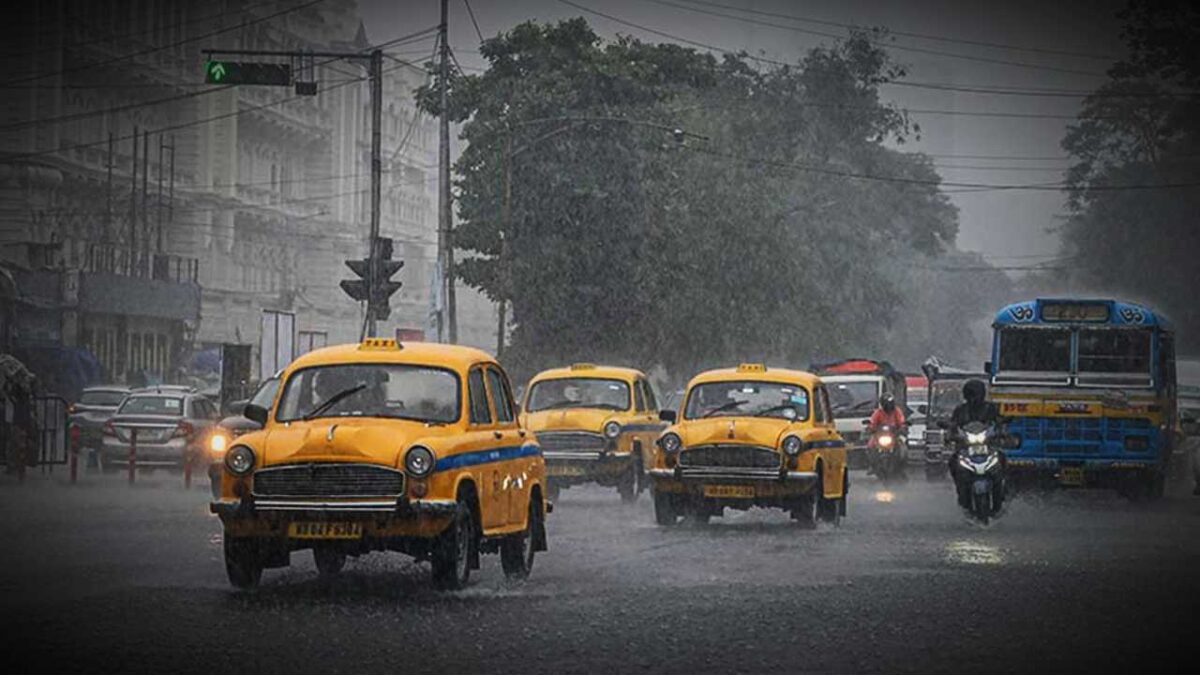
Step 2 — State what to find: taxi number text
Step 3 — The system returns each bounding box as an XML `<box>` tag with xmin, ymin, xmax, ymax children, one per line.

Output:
<box><xmin>703</xmin><ymin>485</ymin><xmax>755</xmax><ymax>499</ymax></box>
<box><xmin>288</xmin><ymin>521</ymin><xmax>363</xmax><ymax>540</ymax></box>
<box><xmin>1059</xmin><ymin>467</ymin><xmax>1085</xmax><ymax>486</ymax></box>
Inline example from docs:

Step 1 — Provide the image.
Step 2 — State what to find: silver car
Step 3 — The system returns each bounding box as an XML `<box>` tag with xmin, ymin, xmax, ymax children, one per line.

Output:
<box><xmin>99</xmin><ymin>390</ymin><xmax>220</xmax><ymax>472</ymax></box>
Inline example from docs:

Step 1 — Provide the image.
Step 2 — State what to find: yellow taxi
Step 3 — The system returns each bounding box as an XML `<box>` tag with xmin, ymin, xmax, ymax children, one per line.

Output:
<box><xmin>209</xmin><ymin>338</ymin><xmax>547</xmax><ymax>590</ymax></box>
<box><xmin>651</xmin><ymin>364</ymin><xmax>849</xmax><ymax>526</ymax></box>
<box><xmin>520</xmin><ymin>364</ymin><xmax>665</xmax><ymax>502</ymax></box>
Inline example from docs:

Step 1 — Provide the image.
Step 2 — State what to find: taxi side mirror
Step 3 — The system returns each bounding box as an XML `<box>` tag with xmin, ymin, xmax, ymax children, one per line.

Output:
<box><xmin>243</xmin><ymin>403</ymin><xmax>268</xmax><ymax>427</ymax></box>
<box><xmin>659</xmin><ymin>409</ymin><xmax>677</xmax><ymax>423</ymax></box>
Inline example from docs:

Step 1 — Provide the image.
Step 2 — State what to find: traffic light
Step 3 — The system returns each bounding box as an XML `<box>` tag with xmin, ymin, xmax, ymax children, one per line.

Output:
<box><xmin>204</xmin><ymin>60</ymin><xmax>291</xmax><ymax>86</ymax></box>
<box><xmin>340</xmin><ymin>237</ymin><xmax>404</xmax><ymax>321</ymax></box>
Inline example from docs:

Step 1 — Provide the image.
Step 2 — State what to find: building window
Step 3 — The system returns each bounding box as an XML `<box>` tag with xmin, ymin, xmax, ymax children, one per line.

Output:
<box><xmin>298</xmin><ymin>331</ymin><xmax>327</xmax><ymax>355</ymax></box>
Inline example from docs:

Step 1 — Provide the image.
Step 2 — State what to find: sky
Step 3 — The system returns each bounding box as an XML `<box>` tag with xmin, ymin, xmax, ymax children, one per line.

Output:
<box><xmin>360</xmin><ymin>0</ymin><xmax>1128</xmax><ymax>268</ymax></box>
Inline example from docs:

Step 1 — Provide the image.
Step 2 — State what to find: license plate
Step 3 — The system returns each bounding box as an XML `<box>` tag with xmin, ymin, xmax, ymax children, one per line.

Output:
<box><xmin>1059</xmin><ymin>466</ymin><xmax>1085</xmax><ymax>486</ymax></box>
<box><xmin>703</xmin><ymin>484</ymin><xmax>755</xmax><ymax>499</ymax></box>
<box><xmin>287</xmin><ymin>521</ymin><xmax>363</xmax><ymax>540</ymax></box>
<box><xmin>549</xmin><ymin>464</ymin><xmax>587</xmax><ymax>477</ymax></box>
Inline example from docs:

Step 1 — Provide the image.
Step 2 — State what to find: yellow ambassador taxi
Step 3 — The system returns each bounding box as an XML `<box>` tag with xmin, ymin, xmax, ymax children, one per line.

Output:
<box><xmin>209</xmin><ymin>338</ymin><xmax>547</xmax><ymax>591</ymax></box>
<box><xmin>520</xmin><ymin>364</ymin><xmax>665</xmax><ymax>503</ymax></box>
<box><xmin>651</xmin><ymin>364</ymin><xmax>849</xmax><ymax>526</ymax></box>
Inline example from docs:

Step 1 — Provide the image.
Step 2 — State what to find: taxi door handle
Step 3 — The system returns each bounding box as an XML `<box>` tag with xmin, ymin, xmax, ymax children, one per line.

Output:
<box><xmin>493</xmin><ymin>431</ymin><xmax>503</xmax><ymax>440</ymax></box>
<box><xmin>518</xmin><ymin>429</ymin><xmax>526</xmax><ymax>437</ymax></box>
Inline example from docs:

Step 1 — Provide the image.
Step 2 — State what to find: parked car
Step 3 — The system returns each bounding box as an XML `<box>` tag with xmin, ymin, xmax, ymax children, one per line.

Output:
<box><xmin>208</xmin><ymin>373</ymin><xmax>282</xmax><ymax>463</ymax></box>
<box><xmin>69</xmin><ymin>386</ymin><xmax>130</xmax><ymax>463</ymax></box>
<box><xmin>99</xmin><ymin>389</ymin><xmax>221</xmax><ymax>473</ymax></box>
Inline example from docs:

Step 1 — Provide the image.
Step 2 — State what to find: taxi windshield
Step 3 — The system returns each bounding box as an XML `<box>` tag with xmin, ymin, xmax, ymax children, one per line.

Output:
<box><xmin>275</xmin><ymin>364</ymin><xmax>460</xmax><ymax>423</ymax></box>
<box><xmin>684</xmin><ymin>380</ymin><xmax>809</xmax><ymax>421</ymax></box>
<box><xmin>526</xmin><ymin>378</ymin><xmax>630</xmax><ymax>412</ymax></box>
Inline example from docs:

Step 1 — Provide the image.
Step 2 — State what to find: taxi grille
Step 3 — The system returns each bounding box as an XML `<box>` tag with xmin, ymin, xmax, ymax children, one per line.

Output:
<box><xmin>252</xmin><ymin>464</ymin><xmax>404</xmax><ymax>498</ymax></box>
<box><xmin>679</xmin><ymin>445</ymin><xmax>780</xmax><ymax>469</ymax></box>
<box><xmin>537</xmin><ymin>432</ymin><xmax>606</xmax><ymax>453</ymax></box>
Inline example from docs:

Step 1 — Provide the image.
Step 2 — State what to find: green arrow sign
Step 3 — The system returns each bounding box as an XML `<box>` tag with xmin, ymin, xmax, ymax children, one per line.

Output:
<box><xmin>206</xmin><ymin>61</ymin><xmax>227</xmax><ymax>83</ymax></box>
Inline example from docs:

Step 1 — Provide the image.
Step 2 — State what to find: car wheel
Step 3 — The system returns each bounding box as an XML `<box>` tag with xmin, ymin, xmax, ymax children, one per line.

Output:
<box><xmin>431</xmin><ymin>499</ymin><xmax>474</xmax><ymax>590</ymax></box>
<box><xmin>501</xmin><ymin>496</ymin><xmax>540</xmax><ymax>580</ymax></box>
<box><xmin>313</xmin><ymin>547</ymin><xmax>346</xmax><ymax>578</ymax></box>
<box><xmin>224</xmin><ymin>536</ymin><xmax>263</xmax><ymax>589</ymax></box>
<box><xmin>653</xmin><ymin>489</ymin><xmax>680</xmax><ymax>526</ymax></box>
<box><xmin>618</xmin><ymin>459</ymin><xmax>639</xmax><ymax>504</ymax></box>
<box><xmin>790</xmin><ymin>494</ymin><xmax>818</xmax><ymax>529</ymax></box>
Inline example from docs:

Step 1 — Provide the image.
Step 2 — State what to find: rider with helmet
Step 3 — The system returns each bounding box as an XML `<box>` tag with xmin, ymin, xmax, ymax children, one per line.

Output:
<box><xmin>947</xmin><ymin>379</ymin><xmax>1004</xmax><ymax>508</ymax></box>
<box><xmin>868</xmin><ymin>392</ymin><xmax>906</xmax><ymax>433</ymax></box>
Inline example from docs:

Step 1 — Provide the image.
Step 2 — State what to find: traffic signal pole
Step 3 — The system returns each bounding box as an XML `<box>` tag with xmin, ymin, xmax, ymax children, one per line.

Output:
<box><xmin>367</xmin><ymin>48</ymin><xmax>383</xmax><ymax>338</ymax></box>
<box><xmin>201</xmin><ymin>47</ymin><xmax>388</xmax><ymax>336</ymax></box>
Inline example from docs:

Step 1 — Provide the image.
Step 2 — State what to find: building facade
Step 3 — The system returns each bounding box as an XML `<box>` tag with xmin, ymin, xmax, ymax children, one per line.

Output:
<box><xmin>0</xmin><ymin>0</ymin><xmax>489</xmax><ymax>397</ymax></box>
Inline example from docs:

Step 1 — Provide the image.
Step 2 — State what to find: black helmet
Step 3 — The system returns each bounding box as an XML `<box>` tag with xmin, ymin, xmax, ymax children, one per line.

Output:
<box><xmin>879</xmin><ymin>393</ymin><xmax>896</xmax><ymax>412</ymax></box>
<box><xmin>962</xmin><ymin>379</ymin><xmax>986</xmax><ymax>405</ymax></box>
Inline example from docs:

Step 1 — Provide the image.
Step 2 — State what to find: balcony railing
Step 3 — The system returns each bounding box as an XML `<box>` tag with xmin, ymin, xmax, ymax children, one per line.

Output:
<box><xmin>83</xmin><ymin>244</ymin><xmax>199</xmax><ymax>285</ymax></box>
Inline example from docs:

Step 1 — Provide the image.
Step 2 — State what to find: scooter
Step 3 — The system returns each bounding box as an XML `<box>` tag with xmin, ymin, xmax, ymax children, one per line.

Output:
<box><xmin>946</xmin><ymin>420</ymin><xmax>1008</xmax><ymax>524</ymax></box>
<box><xmin>866</xmin><ymin>422</ymin><xmax>907</xmax><ymax>482</ymax></box>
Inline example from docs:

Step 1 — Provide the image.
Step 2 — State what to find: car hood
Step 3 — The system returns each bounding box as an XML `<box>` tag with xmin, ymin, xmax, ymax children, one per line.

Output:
<box><xmin>522</xmin><ymin>408</ymin><xmax>618</xmax><ymax>433</ymax></box>
<box><xmin>679</xmin><ymin>417</ymin><xmax>793</xmax><ymax>449</ymax></box>
<box><xmin>259</xmin><ymin>418</ymin><xmax>429</xmax><ymax>468</ymax></box>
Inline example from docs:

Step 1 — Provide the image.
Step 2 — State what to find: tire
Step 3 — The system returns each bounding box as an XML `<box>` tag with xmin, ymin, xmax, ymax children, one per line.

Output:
<box><xmin>972</xmin><ymin>492</ymin><xmax>991</xmax><ymax>524</ymax></box>
<box><xmin>618</xmin><ymin>458</ymin><xmax>638</xmax><ymax>504</ymax></box>
<box><xmin>653</xmin><ymin>489</ymin><xmax>680</xmax><ymax>526</ymax></box>
<box><xmin>431</xmin><ymin>500</ymin><xmax>474</xmax><ymax>590</ymax></box>
<box><xmin>224</xmin><ymin>536</ymin><xmax>264</xmax><ymax>589</ymax></box>
<box><xmin>817</xmin><ymin>468</ymin><xmax>844</xmax><ymax>526</ymax></box>
<box><xmin>501</xmin><ymin>497</ymin><xmax>540</xmax><ymax>580</ymax></box>
<box><xmin>790</xmin><ymin>494</ymin><xmax>818</xmax><ymax>529</ymax></box>
<box><xmin>313</xmin><ymin>548</ymin><xmax>346</xmax><ymax>578</ymax></box>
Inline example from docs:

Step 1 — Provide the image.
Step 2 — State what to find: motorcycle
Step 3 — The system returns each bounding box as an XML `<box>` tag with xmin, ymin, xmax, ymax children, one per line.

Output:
<box><xmin>866</xmin><ymin>422</ymin><xmax>907</xmax><ymax>482</ymax></box>
<box><xmin>946</xmin><ymin>420</ymin><xmax>1009</xmax><ymax>524</ymax></box>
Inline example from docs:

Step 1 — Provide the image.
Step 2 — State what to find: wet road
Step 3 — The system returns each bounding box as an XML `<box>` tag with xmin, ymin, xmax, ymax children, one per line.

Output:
<box><xmin>1</xmin><ymin>471</ymin><xmax>1198</xmax><ymax>674</ymax></box>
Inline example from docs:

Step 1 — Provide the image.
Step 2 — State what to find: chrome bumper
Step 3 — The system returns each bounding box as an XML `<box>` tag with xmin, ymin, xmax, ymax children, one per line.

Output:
<box><xmin>649</xmin><ymin>467</ymin><xmax>817</xmax><ymax>485</ymax></box>
<box><xmin>210</xmin><ymin>497</ymin><xmax>458</xmax><ymax>516</ymax></box>
<box><xmin>543</xmin><ymin>450</ymin><xmax>607</xmax><ymax>461</ymax></box>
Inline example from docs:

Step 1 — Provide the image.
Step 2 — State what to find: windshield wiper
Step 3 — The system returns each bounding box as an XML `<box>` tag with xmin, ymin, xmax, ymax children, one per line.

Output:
<box><xmin>538</xmin><ymin>399</ymin><xmax>587</xmax><ymax>410</ymax></box>
<box><xmin>302</xmin><ymin>384</ymin><xmax>366</xmax><ymax>421</ymax></box>
<box><xmin>702</xmin><ymin>399</ymin><xmax>748</xmax><ymax>418</ymax></box>
<box><xmin>752</xmin><ymin>404</ymin><xmax>798</xmax><ymax>418</ymax></box>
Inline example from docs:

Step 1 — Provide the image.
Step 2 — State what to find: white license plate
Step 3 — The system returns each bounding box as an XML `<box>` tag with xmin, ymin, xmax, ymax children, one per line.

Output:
<box><xmin>287</xmin><ymin>521</ymin><xmax>363</xmax><ymax>540</ymax></box>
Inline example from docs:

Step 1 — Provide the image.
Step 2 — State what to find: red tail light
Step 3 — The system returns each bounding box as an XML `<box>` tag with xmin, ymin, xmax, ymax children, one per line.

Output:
<box><xmin>173</xmin><ymin>421</ymin><xmax>194</xmax><ymax>439</ymax></box>
<box><xmin>102</xmin><ymin>421</ymin><xmax>117</xmax><ymax>437</ymax></box>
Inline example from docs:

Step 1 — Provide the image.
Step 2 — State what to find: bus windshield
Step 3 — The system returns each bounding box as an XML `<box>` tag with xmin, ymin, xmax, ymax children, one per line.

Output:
<box><xmin>996</xmin><ymin>329</ymin><xmax>1071</xmax><ymax>383</ymax></box>
<box><xmin>1076</xmin><ymin>328</ymin><xmax>1153</xmax><ymax>387</ymax></box>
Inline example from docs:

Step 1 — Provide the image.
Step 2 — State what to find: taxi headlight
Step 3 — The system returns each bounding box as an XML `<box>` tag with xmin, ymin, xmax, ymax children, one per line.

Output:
<box><xmin>225</xmin><ymin>445</ymin><xmax>256</xmax><ymax>475</ymax></box>
<box><xmin>782</xmin><ymin>435</ymin><xmax>803</xmax><ymax>456</ymax></box>
<box><xmin>209</xmin><ymin>432</ymin><xmax>229</xmax><ymax>455</ymax></box>
<box><xmin>405</xmin><ymin>445</ymin><xmax>436</xmax><ymax>477</ymax></box>
<box><xmin>604</xmin><ymin>421</ymin><xmax>622</xmax><ymax>439</ymax></box>
<box><xmin>660</xmin><ymin>432</ymin><xmax>682</xmax><ymax>454</ymax></box>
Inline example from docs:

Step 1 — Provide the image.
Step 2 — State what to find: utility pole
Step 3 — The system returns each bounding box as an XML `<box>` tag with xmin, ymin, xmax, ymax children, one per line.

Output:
<box><xmin>105</xmin><ymin>131</ymin><xmax>113</xmax><ymax>243</ymax></box>
<box><xmin>141</xmin><ymin>129</ymin><xmax>149</xmax><ymax>269</ymax></box>
<box><xmin>497</xmin><ymin>135</ymin><xmax>512</xmax><ymax>358</ymax></box>
<box><xmin>129</xmin><ymin>127</ymin><xmax>138</xmax><ymax>256</ymax></box>
<box><xmin>168</xmin><ymin>135</ymin><xmax>175</xmax><ymax>242</ymax></box>
<box><xmin>438</xmin><ymin>0</ymin><xmax>457</xmax><ymax>343</ymax></box>
<box><xmin>156</xmin><ymin>135</ymin><xmax>164</xmax><ymax>254</ymax></box>
<box><xmin>367</xmin><ymin>48</ymin><xmax>383</xmax><ymax>337</ymax></box>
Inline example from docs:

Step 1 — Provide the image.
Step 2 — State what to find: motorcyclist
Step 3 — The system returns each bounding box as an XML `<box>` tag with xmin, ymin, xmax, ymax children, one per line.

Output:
<box><xmin>868</xmin><ymin>393</ymin><xmax>906</xmax><ymax>433</ymax></box>
<box><xmin>947</xmin><ymin>379</ymin><xmax>1003</xmax><ymax>508</ymax></box>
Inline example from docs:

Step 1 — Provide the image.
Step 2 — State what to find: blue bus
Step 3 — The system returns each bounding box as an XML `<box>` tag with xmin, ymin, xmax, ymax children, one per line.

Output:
<box><xmin>986</xmin><ymin>298</ymin><xmax>1177</xmax><ymax>499</ymax></box>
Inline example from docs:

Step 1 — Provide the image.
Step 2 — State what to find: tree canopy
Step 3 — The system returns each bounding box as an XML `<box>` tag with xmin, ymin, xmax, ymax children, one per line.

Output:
<box><xmin>418</xmin><ymin>18</ymin><xmax>996</xmax><ymax>383</ymax></box>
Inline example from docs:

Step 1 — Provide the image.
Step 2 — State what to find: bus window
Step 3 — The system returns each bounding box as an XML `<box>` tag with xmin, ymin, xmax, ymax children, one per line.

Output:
<box><xmin>1077</xmin><ymin>329</ymin><xmax>1152</xmax><ymax>374</ymax></box>
<box><xmin>997</xmin><ymin>329</ymin><xmax>1071</xmax><ymax>379</ymax></box>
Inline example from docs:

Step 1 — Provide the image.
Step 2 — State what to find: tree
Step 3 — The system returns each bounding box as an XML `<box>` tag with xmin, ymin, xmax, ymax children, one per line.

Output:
<box><xmin>418</xmin><ymin>20</ymin><xmax>960</xmax><ymax>381</ymax></box>
<box><xmin>1061</xmin><ymin>0</ymin><xmax>1200</xmax><ymax>349</ymax></box>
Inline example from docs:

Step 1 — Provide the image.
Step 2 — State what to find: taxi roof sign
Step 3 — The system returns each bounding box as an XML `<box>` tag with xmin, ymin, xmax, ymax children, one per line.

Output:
<box><xmin>360</xmin><ymin>338</ymin><xmax>401</xmax><ymax>350</ymax></box>
<box><xmin>570</xmin><ymin>363</ymin><xmax>597</xmax><ymax>370</ymax></box>
<box><xmin>737</xmin><ymin>363</ymin><xmax>767</xmax><ymax>373</ymax></box>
